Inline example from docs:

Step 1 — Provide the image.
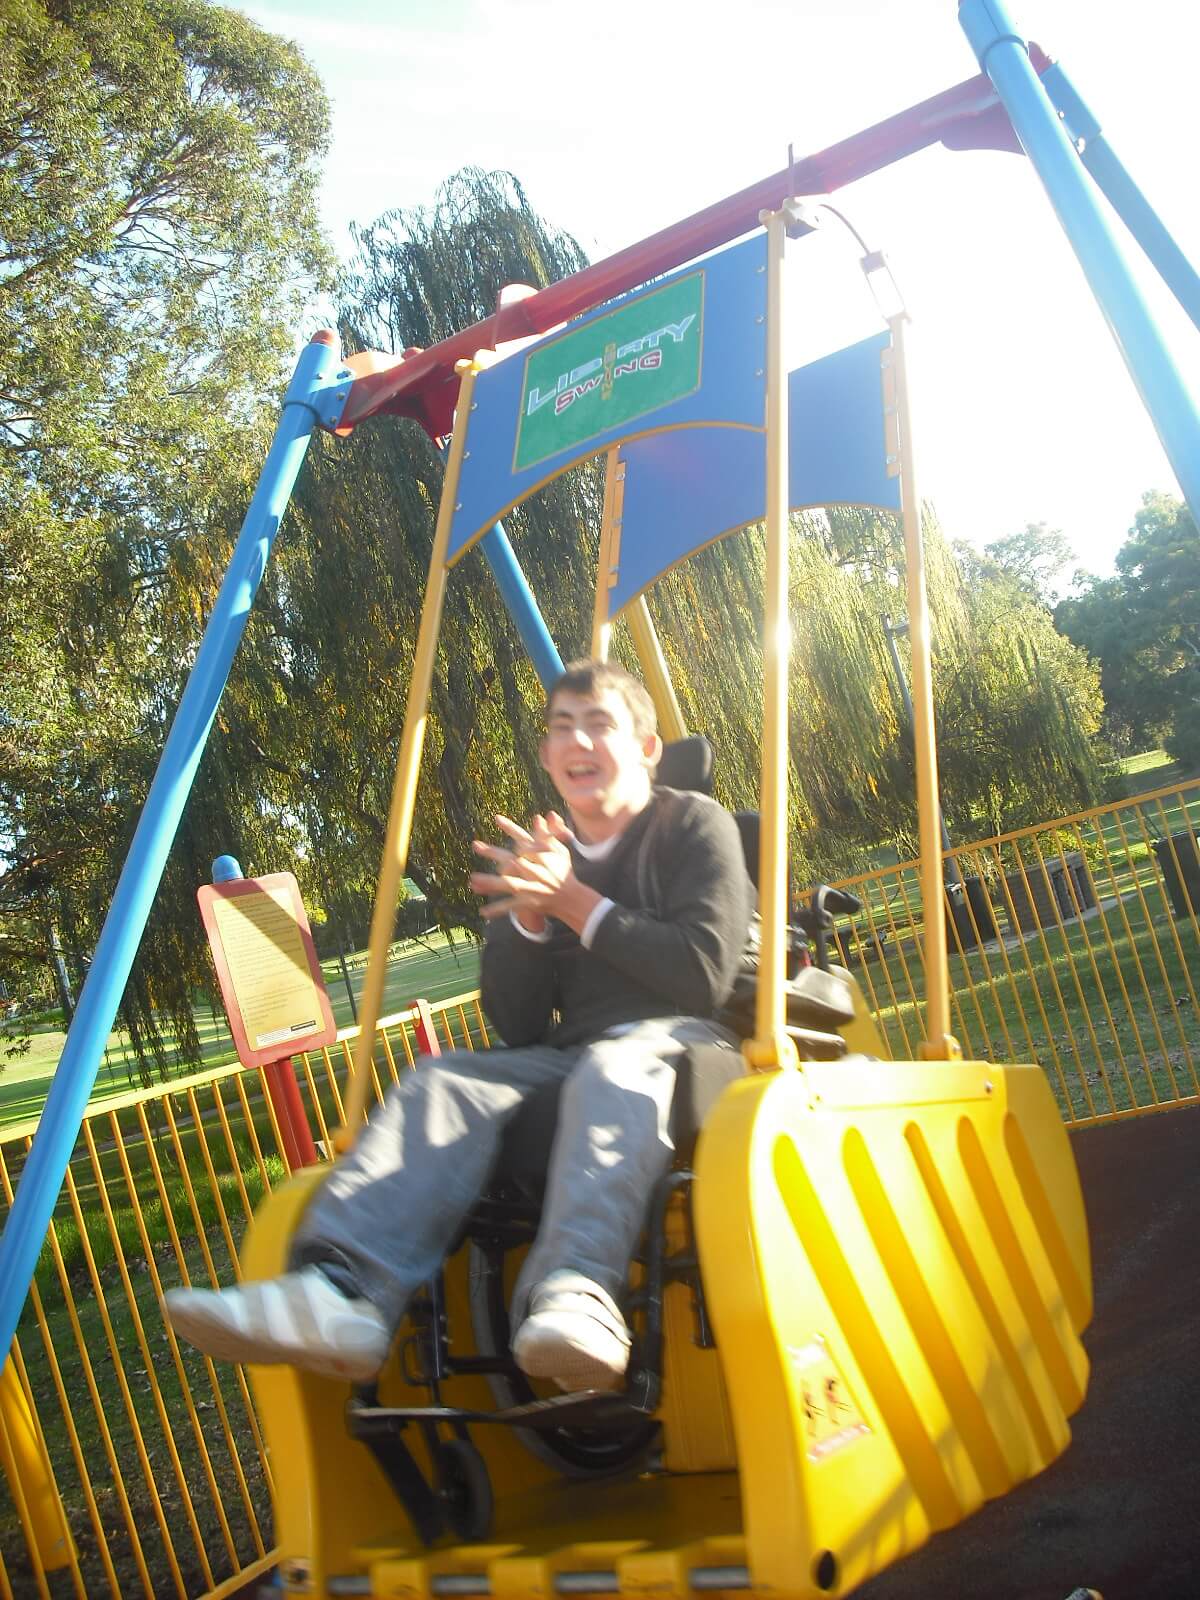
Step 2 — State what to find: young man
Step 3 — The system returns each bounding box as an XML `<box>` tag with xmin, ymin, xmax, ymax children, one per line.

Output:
<box><xmin>165</xmin><ymin>660</ymin><xmax>750</xmax><ymax>1392</ymax></box>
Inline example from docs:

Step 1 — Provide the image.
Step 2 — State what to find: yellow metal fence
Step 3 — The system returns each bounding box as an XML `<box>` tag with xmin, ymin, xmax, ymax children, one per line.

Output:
<box><xmin>0</xmin><ymin>996</ymin><xmax>488</xmax><ymax>1599</ymax></box>
<box><xmin>831</xmin><ymin>777</ymin><xmax>1200</xmax><ymax>1124</ymax></box>
<box><xmin>2</xmin><ymin>779</ymin><xmax>1200</xmax><ymax>1595</ymax></box>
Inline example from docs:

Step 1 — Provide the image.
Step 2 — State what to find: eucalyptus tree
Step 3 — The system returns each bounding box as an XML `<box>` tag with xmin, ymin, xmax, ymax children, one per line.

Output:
<box><xmin>1057</xmin><ymin>491</ymin><xmax>1200</xmax><ymax>766</ymax></box>
<box><xmin>0</xmin><ymin>0</ymin><xmax>333</xmax><ymax>1073</ymax></box>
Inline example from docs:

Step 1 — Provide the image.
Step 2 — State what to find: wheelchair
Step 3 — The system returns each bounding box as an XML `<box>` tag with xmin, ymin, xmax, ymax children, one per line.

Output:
<box><xmin>337</xmin><ymin>737</ymin><xmax>876</xmax><ymax>1546</ymax></box>
<box><xmin>239</xmin><ymin>740</ymin><xmax>1088</xmax><ymax>1598</ymax></box>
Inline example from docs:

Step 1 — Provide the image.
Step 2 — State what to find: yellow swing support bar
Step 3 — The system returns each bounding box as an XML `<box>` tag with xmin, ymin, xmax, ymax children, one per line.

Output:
<box><xmin>340</xmin><ymin>359</ymin><xmax>481</xmax><ymax>1139</ymax></box>
<box><xmin>745</xmin><ymin>206</ymin><xmax>797</xmax><ymax>1073</ymax></box>
<box><xmin>591</xmin><ymin>447</ymin><xmax>621</xmax><ymax>661</ymax></box>
<box><xmin>886</xmin><ymin>313</ymin><xmax>960</xmax><ymax>1061</ymax></box>
<box><xmin>627</xmin><ymin>596</ymin><xmax>687</xmax><ymax>744</ymax></box>
<box><xmin>593</xmin><ymin>441</ymin><xmax>686</xmax><ymax>737</ymax></box>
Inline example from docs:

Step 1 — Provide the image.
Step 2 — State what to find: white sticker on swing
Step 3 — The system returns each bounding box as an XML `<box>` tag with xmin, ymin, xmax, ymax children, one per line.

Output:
<box><xmin>788</xmin><ymin>1338</ymin><xmax>870</xmax><ymax>1461</ymax></box>
<box><xmin>255</xmin><ymin>1020</ymin><xmax>318</xmax><ymax>1048</ymax></box>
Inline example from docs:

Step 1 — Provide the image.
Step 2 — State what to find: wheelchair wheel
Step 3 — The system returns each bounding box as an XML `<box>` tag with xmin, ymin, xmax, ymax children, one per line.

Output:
<box><xmin>467</xmin><ymin>1242</ymin><xmax>659</xmax><ymax>1478</ymax></box>
<box><xmin>436</xmin><ymin>1438</ymin><xmax>494</xmax><ymax>1542</ymax></box>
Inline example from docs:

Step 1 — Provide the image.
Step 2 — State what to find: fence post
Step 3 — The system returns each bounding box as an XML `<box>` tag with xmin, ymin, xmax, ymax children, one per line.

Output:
<box><xmin>412</xmin><ymin>999</ymin><xmax>442</xmax><ymax>1059</ymax></box>
<box><xmin>263</xmin><ymin>1058</ymin><xmax>319</xmax><ymax>1169</ymax></box>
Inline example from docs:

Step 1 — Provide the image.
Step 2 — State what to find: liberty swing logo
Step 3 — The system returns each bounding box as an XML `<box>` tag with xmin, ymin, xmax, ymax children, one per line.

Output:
<box><xmin>513</xmin><ymin>271</ymin><xmax>704</xmax><ymax>472</ymax></box>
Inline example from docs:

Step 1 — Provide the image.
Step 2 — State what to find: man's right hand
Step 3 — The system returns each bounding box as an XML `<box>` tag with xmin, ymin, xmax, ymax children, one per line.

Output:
<box><xmin>471</xmin><ymin>813</ymin><xmax>572</xmax><ymax>934</ymax></box>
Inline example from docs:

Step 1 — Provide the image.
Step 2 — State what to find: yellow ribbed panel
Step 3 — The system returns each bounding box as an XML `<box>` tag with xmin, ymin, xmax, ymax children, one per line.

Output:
<box><xmin>694</xmin><ymin>1057</ymin><xmax>1091</xmax><ymax>1599</ymax></box>
<box><xmin>245</xmin><ymin>1052</ymin><xmax>1089</xmax><ymax>1598</ymax></box>
<box><xmin>243</xmin><ymin>1171</ymin><xmax>561</xmax><ymax>1598</ymax></box>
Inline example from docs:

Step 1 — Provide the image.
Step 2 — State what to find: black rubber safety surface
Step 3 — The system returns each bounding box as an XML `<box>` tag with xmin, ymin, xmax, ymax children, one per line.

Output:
<box><xmin>859</xmin><ymin>1104</ymin><xmax>1200</xmax><ymax>1600</ymax></box>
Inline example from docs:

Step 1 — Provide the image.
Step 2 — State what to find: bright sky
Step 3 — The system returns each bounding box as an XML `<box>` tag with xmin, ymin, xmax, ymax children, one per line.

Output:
<box><xmin>240</xmin><ymin>0</ymin><xmax>1200</xmax><ymax>578</ymax></box>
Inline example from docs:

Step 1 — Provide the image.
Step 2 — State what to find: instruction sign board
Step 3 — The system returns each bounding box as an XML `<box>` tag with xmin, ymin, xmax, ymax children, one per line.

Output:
<box><xmin>197</xmin><ymin>872</ymin><xmax>336</xmax><ymax>1070</ymax></box>
<box><xmin>446</xmin><ymin>231</ymin><xmax>767</xmax><ymax>565</ymax></box>
<box><xmin>514</xmin><ymin>271</ymin><xmax>704</xmax><ymax>471</ymax></box>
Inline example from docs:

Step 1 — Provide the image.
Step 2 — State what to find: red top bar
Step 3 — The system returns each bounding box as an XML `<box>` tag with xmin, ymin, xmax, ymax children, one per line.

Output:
<box><xmin>333</xmin><ymin>58</ymin><xmax>1044</xmax><ymax>441</ymax></box>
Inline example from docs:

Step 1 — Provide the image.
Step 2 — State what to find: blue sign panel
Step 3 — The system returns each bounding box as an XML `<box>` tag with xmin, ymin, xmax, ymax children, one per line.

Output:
<box><xmin>608</xmin><ymin>331</ymin><xmax>900</xmax><ymax>614</ymax></box>
<box><xmin>446</xmin><ymin>234</ymin><xmax>768</xmax><ymax>565</ymax></box>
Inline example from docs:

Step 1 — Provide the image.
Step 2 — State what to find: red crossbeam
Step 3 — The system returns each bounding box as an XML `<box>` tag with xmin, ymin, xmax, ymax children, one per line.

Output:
<box><xmin>332</xmin><ymin>55</ymin><xmax>1045</xmax><ymax>441</ymax></box>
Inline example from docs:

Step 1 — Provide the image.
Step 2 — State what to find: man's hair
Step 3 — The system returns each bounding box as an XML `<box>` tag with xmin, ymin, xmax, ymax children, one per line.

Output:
<box><xmin>545</xmin><ymin>659</ymin><xmax>658</xmax><ymax>742</ymax></box>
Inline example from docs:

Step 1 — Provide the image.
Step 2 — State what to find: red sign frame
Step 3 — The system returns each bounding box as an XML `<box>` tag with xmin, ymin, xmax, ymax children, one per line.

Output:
<box><xmin>197</xmin><ymin>872</ymin><xmax>337</xmax><ymax>1070</ymax></box>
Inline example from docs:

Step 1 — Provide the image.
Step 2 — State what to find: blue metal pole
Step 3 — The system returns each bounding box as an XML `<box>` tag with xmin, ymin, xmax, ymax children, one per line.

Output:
<box><xmin>959</xmin><ymin>0</ymin><xmax>1200</xmax><ymax>524</ymax></box>
<box><xmin>433</xmin><ymin>437</ymin><xmax>561</xmax><ymax>689</ymax></box>
<box><xmin>479</xmin><ymin>522</ymin><xmax>564</xmax><ymax>689</ymax></box>
<box><xmin>1042</xmin><ymin>63</ymin><xmax>1200</xmax><ymax>338</ymax></box>
<box><xmin>0</xmin><ymin>332</ymin><xmax>344</xmax><ymax>1359</ymax></box>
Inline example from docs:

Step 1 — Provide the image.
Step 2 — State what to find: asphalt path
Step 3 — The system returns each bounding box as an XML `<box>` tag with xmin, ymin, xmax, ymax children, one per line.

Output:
<box><xmin>860</xmin><ymin>1104</ymin><xmax>1200</xmax><ymax>1600</ymax></box>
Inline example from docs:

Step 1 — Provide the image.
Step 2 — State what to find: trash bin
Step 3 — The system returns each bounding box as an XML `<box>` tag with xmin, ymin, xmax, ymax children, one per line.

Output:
<box><xmin>1062</xmin><ymin>850</ymin><xmax>1097</xmax><ymax>912</ymax></box>
<box><xmin>1153</xmin><ymin>832</ymin><xmax>1200</xmax><ymax>918</ymax></box>
<box><xmin>1003</xmin><ymin>861</ymin><xmax>1063</xmax><ymax>935</ymax></box>
<box><xmin>946</xmin><ymin>876</ymin><xmax>997</xmax><ymax>950</ymax></box>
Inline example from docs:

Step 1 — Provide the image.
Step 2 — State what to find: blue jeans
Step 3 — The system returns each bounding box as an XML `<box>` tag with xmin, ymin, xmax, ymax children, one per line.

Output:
<box><xmin>290</xmin><ymin>1016</ymin><xmax>733</xmax><ymax>1328</ymax></box>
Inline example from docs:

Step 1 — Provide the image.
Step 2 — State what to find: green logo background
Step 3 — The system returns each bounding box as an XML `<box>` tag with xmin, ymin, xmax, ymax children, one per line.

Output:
<box><xmin>513</xmin><ymin>272</ymin><xmax>704</xmax><ymax>472</ymax></box>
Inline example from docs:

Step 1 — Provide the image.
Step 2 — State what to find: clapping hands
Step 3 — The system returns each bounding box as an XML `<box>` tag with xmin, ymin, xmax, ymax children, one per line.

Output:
<box><xmin>470</xmin><ymin>812</ymin><xmax>576</xmax><ymax>931</ymax></box>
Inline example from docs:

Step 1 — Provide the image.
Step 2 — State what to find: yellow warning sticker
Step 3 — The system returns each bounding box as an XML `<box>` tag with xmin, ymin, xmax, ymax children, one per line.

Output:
<box><xmin>788</xmin><ymin>1337</ymin><xmax>871</xmax><ymax>1462</ymax></box>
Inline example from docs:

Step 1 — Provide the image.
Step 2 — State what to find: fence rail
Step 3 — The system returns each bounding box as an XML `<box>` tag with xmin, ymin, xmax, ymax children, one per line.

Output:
<box><xmin>829</xmin><ymin>776</ymin><xmax>1200</xmax><ymax>1125</ymax></box>
<box><xmin>0</xmin><ymin>994</ymin><xmax>489</xmax><ymax>1599</ymax></box>
<box><xmin>2</xmin><ymin>781</ymin><xmax>1199</xmax><ymax>1595</ymax></box>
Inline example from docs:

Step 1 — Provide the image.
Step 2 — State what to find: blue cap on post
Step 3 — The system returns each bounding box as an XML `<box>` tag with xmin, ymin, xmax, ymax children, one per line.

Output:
<box><xmin>212</xmin><ymin>855</ymin><xmax>244</xmax><ymax>883</ymax></box>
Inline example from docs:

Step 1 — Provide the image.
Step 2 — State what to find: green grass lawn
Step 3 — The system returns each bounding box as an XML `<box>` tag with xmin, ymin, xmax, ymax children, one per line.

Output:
<box><xmin>1118</xmin><ymin>746</ymin><xmax>1186</xmax><ymax>787</ymax></box>
<box><xmin>0</xmin><ymin>929</ymin><xmax>481</xmax><ymax>1134</ymax></box>
<box><xmin>6</xmin><ymin>758</ymin><xmax>1200</xmax><ymax>1596</ymax></box>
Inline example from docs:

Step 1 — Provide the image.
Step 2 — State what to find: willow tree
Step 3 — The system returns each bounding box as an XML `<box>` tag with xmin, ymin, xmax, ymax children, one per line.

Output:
<box><xmin>643</xmin><ymin>504</ymin><xmax>1102</xmax><ymax>879</ymax></box>
<box><xmin>217</xmin><ymin>171</ymin><xmax>605</xmax><ymax>937</ymax></box>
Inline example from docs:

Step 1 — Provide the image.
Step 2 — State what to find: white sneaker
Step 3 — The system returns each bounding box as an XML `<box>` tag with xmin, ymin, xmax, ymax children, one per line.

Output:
<box><xmin>163</xmin><ymin>1266</ymin><xmax>390</xmax><ymax>1382</ymax></box>
<box><xmin>511</xmin><ymin>1270</ymin><xmax>632</xmax><ymax>1393</ymax></box>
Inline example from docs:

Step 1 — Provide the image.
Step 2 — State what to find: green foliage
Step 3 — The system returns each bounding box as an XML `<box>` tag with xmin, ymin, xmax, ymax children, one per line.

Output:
<box><xmin>941</xmin><ymin>543</ymin><xmax>1103</xmax><ymax>840</ymax></box>
<box><xmin>650</xmin><ymin>503</ymin><xmax>1102</xmax><ymax>877</ymax></box>
<box><xmin>983</xmin><ymin>522</ymin><xmax>1076</xmax><ymax>608</ymax></box>
<box><xmin>0</xmin><ymin>0</ymin><xmax>334</xmax><ymax>1077</ymax></box>
<box><xmin>1057</xmin><ymin>492</ymin><xmax>1200</xmax><ymax>762</ymax></box>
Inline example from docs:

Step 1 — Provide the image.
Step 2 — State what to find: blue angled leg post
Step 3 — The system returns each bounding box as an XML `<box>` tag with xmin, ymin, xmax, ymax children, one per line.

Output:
<box><xmin>479</xmin><ymin>522</ymin><xmax>564</xmax><ymax>690</ymax></box>
<box><xmin>960</xmin><ymin>0</ymin><xmax>1200</xmax><ymax>525</ymax></box>
<box><xmin>0</xmin><ymin>331</ymin><xmax>346</xmax><ymax>1360</ymax></box>
<box><xmin>1042</xmin><ymin>63</ymin><xmax>1200</xmax><ymax>339</ymax></box>
<box><xmin>434</xmin><ymin>436</ymin><xmax>561</xmax><ymax>692</ymax></box>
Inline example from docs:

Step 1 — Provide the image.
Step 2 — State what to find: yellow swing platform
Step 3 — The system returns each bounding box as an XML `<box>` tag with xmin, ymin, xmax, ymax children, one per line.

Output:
<box><xmin>241</xmin><ymin>206</ymin><xmax>1091</xmax><ymax>1600</ymax></box>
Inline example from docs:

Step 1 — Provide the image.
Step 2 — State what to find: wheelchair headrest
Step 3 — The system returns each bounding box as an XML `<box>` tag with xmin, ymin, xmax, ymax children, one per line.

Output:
<box><xmin>656</xmin><ymin>734</ymin><xmax>713</xmax><ymax>796</ymax></box>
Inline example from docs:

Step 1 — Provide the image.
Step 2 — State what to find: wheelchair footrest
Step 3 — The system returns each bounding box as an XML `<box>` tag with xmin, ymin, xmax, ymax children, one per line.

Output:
<box><xmin>348</xmin><ymin>1387</ymin><xmax>651</xmax><ymax>1436</ymax></box>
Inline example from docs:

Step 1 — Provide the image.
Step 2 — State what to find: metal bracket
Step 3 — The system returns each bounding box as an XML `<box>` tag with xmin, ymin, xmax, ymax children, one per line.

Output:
<box><xmin>309</xmin><ymin>367</ymin><xmax>354</xmax><ymax>432</ymax></box>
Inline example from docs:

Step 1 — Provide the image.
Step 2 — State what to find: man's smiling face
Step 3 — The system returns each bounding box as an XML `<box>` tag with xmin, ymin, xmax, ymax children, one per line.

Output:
<box><xmin>539</xmin><ymin>687</ymin><xmax>661</xmax><ymax>831</ymax></box>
